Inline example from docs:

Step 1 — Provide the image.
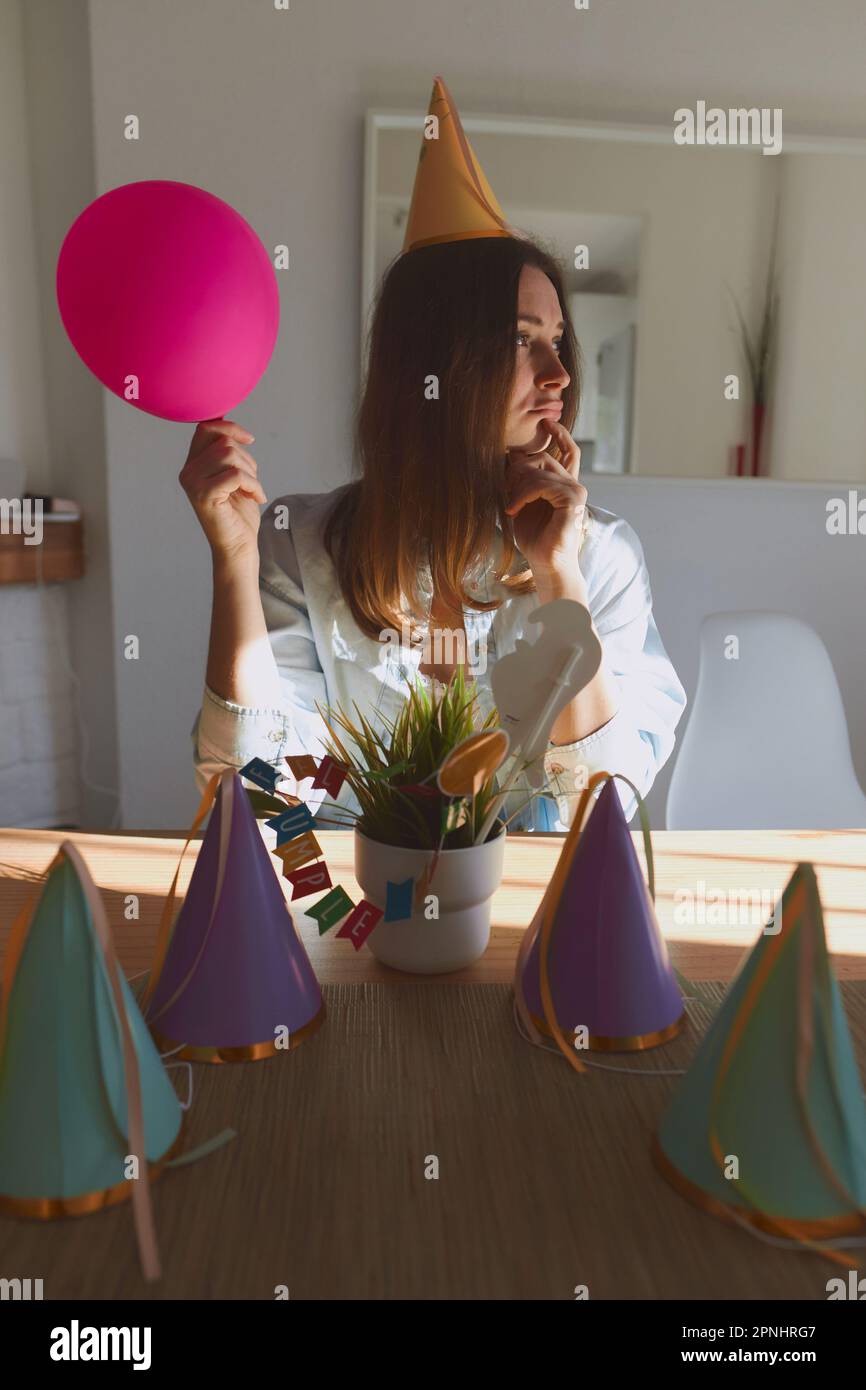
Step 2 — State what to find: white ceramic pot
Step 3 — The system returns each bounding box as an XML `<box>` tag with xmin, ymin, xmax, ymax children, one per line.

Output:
<box><xmin>354</xmin><ymin>822</ymin><xmax>507</xmax><ymax>974</ymax></box>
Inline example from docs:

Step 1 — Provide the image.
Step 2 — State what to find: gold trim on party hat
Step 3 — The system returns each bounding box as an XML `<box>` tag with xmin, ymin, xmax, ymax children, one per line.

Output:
<box><xmin>402</xmin><ymin>75</ymin><xmax>516</xmax><ymax>253</ymax></box>
<box><xmin>150</xmin><ymin>1004</ymin><xmax>326</xmax><ymax>1066</ymax></box>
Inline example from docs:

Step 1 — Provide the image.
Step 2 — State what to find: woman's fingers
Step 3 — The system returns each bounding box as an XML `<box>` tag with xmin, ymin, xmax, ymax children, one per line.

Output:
<box><xmin>505</xmin><ymin>449</ymin><xmax>565</xmax><ymax>486</ymax></box>
<box><xmin>202</xmin><ymin>439</ymin><xmax>259</xmax><ymax>478</ymax></box>
<box><xmin>181</xmin><ymin>421</ymin><xmax>261</xmax><ymax>488</ymax></box>
<box><xmin>543</xmin><ymin>420</ymin><xmax>582</xmax><ymax>477</ymax></box>
<box><xmin>180</xmin><ymin>437</ymin><xmax>260</xmax><ymax>491</ymax></box>
<box><xmin>178</xmin><ymin>420</ymin><xmax>266</xmax><ymax>560</ymax></box>
<box><xmin>180</xmin><ymin>432</ymin><xmax>267</xmax><ymax>509</ymax></box>
<box><xmin>200</xmin><ymin>464</ymin><xmax>268</xmax><ymax>509</ymax></box>
<box><xmin>510</xmin><ymin>423</ymin><xmax>581</xmax><ymax>477</ymax></box>
<box><xmin>505</xmin><ymin>422</ymin><xmax>583</xmax><ymax>515</ymax></box>
<box><xmin>505</xmin><ymin>475</ymin><xmax>585</xmax><ymax>515</ymax></box>
<box><xmin>187</xmin><ymin>418</ymin><xmax>255</xmax><ymax>463</ymax></box>
<box><xmin>504</xmin><ymin>449</ymin><xmax>587</xmax><ymax>515</ymax></box>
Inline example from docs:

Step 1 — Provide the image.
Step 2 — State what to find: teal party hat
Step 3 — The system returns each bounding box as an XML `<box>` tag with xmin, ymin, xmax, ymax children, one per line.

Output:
<box><xmin>0</xmin><ymin>843</ymin><xmax>183</xmax><ymax>1278</ymax></box>
<box><xmin>654</xmin><ymin>863</ymin><xmax>866</xmax><ymax>1245</ymax></box>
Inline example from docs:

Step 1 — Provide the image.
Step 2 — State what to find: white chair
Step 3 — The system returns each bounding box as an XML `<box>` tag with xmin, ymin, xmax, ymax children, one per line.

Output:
<box><xmin>666</xmin><ymin>611</ymin><xmax>866</xmax><ymax>830</ymax></box>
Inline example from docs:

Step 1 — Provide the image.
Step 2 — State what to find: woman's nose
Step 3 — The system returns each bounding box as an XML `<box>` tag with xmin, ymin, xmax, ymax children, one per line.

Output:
<box><xmin>538</xmin><ymin>353</ymin><xmax>570</xmax><ymax>390</ymax></box>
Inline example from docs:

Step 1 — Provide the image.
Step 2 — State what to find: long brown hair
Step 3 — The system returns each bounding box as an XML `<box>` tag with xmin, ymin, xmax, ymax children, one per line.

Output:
<box><xmin>323</xmin><ymin>235</ymin><xmax>582</xmax><ymax>643</ymax></box>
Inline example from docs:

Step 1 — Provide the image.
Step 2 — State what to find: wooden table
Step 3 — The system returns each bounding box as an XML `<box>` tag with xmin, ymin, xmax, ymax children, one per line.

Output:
<box><xmin>2</xmin><ymin>827</ymin><xmax>866</xmax><ymax>1299</ymax></box>
<box><xmin>2</xmin><ymin>826</ymin><xmax>866</xmax><ymax>981</ymax></box>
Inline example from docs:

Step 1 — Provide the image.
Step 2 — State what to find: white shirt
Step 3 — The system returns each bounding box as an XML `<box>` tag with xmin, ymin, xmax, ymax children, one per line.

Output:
<box><xmin>190</xmin><ymin>485</ymin><xmax>687</xmax><ymax>831</ymax></box>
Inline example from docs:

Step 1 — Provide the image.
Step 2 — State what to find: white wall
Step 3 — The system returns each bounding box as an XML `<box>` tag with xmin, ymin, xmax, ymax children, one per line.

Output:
<box><xmin>588</xmin><ymin>476</ymin><xmax>866</xmax><ymax>827</ymax></box>
<box><xmin>770</xmin><ymin>152</ymin><xmax>866</xmax><ymax>481</ymax></box>
<box><xmin>0</xmin><ymin>1</ymin><xmax>51</xmax><ymax>491</ymax></box>
<box><xmin>9</xmin><ymin>0</ymin><xmax>866</xmax><ymax>830</ymax></box>
<box><xmin>5</xmin><ymin>0</ymin><xmax>121</xmax><ymax>828</ymax></box>
<box><xmin>0</xmin><ymin>585</ymin><xmax>81</xmax><ymax>826</ymax></box>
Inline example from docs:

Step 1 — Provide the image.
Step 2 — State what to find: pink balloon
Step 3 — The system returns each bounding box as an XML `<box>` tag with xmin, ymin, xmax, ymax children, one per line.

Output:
<box><xmin>56</xmin><ymin>180</ymin><xmax>280</xmax><ymax>423</ymax></box>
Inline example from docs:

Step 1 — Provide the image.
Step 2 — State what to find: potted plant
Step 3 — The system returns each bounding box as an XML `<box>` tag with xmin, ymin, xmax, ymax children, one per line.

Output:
<box><xmin>317</xmin><ymin>666</ymin><xmax>508</xmax><ymax>974</ymax></box>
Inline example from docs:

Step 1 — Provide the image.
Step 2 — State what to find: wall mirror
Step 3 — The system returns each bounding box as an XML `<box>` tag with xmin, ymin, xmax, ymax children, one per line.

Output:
<box><xmin>364</xmin><ymin>110</ymin><xmax>866</xmax><ymax>483</ymax></box>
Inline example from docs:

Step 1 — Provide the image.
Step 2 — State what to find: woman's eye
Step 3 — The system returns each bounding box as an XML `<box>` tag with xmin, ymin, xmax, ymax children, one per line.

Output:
<box><xmin>516</xmin><ymin>333</ymin><xmax>564</xmax><ymax>355</ymax></box>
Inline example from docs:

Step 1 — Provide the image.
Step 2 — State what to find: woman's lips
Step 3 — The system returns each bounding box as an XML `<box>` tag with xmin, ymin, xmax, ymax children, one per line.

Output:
<box><xmin>528</xmin><ymin>403</ymin><xmax>563</xmax><ymax>416</ymax></box>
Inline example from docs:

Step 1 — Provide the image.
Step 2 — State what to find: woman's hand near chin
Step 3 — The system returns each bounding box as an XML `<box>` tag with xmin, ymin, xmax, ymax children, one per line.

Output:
<box><xmin>503</xmin><ymin>419</ymin><xmax>587</xmax><ymax>585</ymax></box>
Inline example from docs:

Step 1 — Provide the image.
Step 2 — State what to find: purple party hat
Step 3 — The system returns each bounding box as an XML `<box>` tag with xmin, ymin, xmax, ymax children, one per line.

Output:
<box><xmin>142</xmin><ymin>770</ymin><xmax>324</xmax><ymax>1063</ymax></box>
<box><xmin>517</xmin><ymin>778</ymin><xmax>684</xmax><ymax>1050</ymax></box>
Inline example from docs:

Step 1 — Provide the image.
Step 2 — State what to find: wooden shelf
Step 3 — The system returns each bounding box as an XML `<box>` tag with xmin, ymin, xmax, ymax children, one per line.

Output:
<box><xmin>0</xmin><ymin>518</ymin><xmax>84</xmax><ymax>584</ymax></box>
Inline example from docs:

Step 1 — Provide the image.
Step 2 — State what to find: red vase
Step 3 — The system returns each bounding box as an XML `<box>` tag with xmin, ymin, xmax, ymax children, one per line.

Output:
<box><xmin>751</xmin><ymin>401</ymin><xmax>766</xmax><ymax>477</ymax></box>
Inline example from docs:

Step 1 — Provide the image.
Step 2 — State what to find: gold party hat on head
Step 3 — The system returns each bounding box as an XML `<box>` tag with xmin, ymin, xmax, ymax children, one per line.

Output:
<box><xmin>402</xmin><ymin>76</ymin><xmax>516</xmax><ymax>253</ymax></box>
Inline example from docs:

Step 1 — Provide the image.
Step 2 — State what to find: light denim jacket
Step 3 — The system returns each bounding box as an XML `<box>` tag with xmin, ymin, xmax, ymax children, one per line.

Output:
<box><xmin>190</xmin><ymin>485</ymin><xmax>686</xmax><ymax>831</ymax></box>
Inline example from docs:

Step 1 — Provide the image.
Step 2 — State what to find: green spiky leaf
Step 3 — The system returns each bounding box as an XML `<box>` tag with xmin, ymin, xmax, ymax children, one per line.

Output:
<box><xmin>244</xmin><ymin>788</ymin><xmax>296</xmax><ymax>818</ymax></box>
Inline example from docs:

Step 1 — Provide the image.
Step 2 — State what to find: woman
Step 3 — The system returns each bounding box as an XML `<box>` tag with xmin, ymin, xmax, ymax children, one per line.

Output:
<box><xmin>183</xmin><ymin>235</ymin><xmax>686</xmax><ymax>832</ymax></box>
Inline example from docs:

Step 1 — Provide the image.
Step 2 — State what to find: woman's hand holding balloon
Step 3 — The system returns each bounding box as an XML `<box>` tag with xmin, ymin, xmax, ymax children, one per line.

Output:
<box><xmin>179</xmin><ymin>419</ymin><xmax>267</xmax><ymax>567</ymax></box>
